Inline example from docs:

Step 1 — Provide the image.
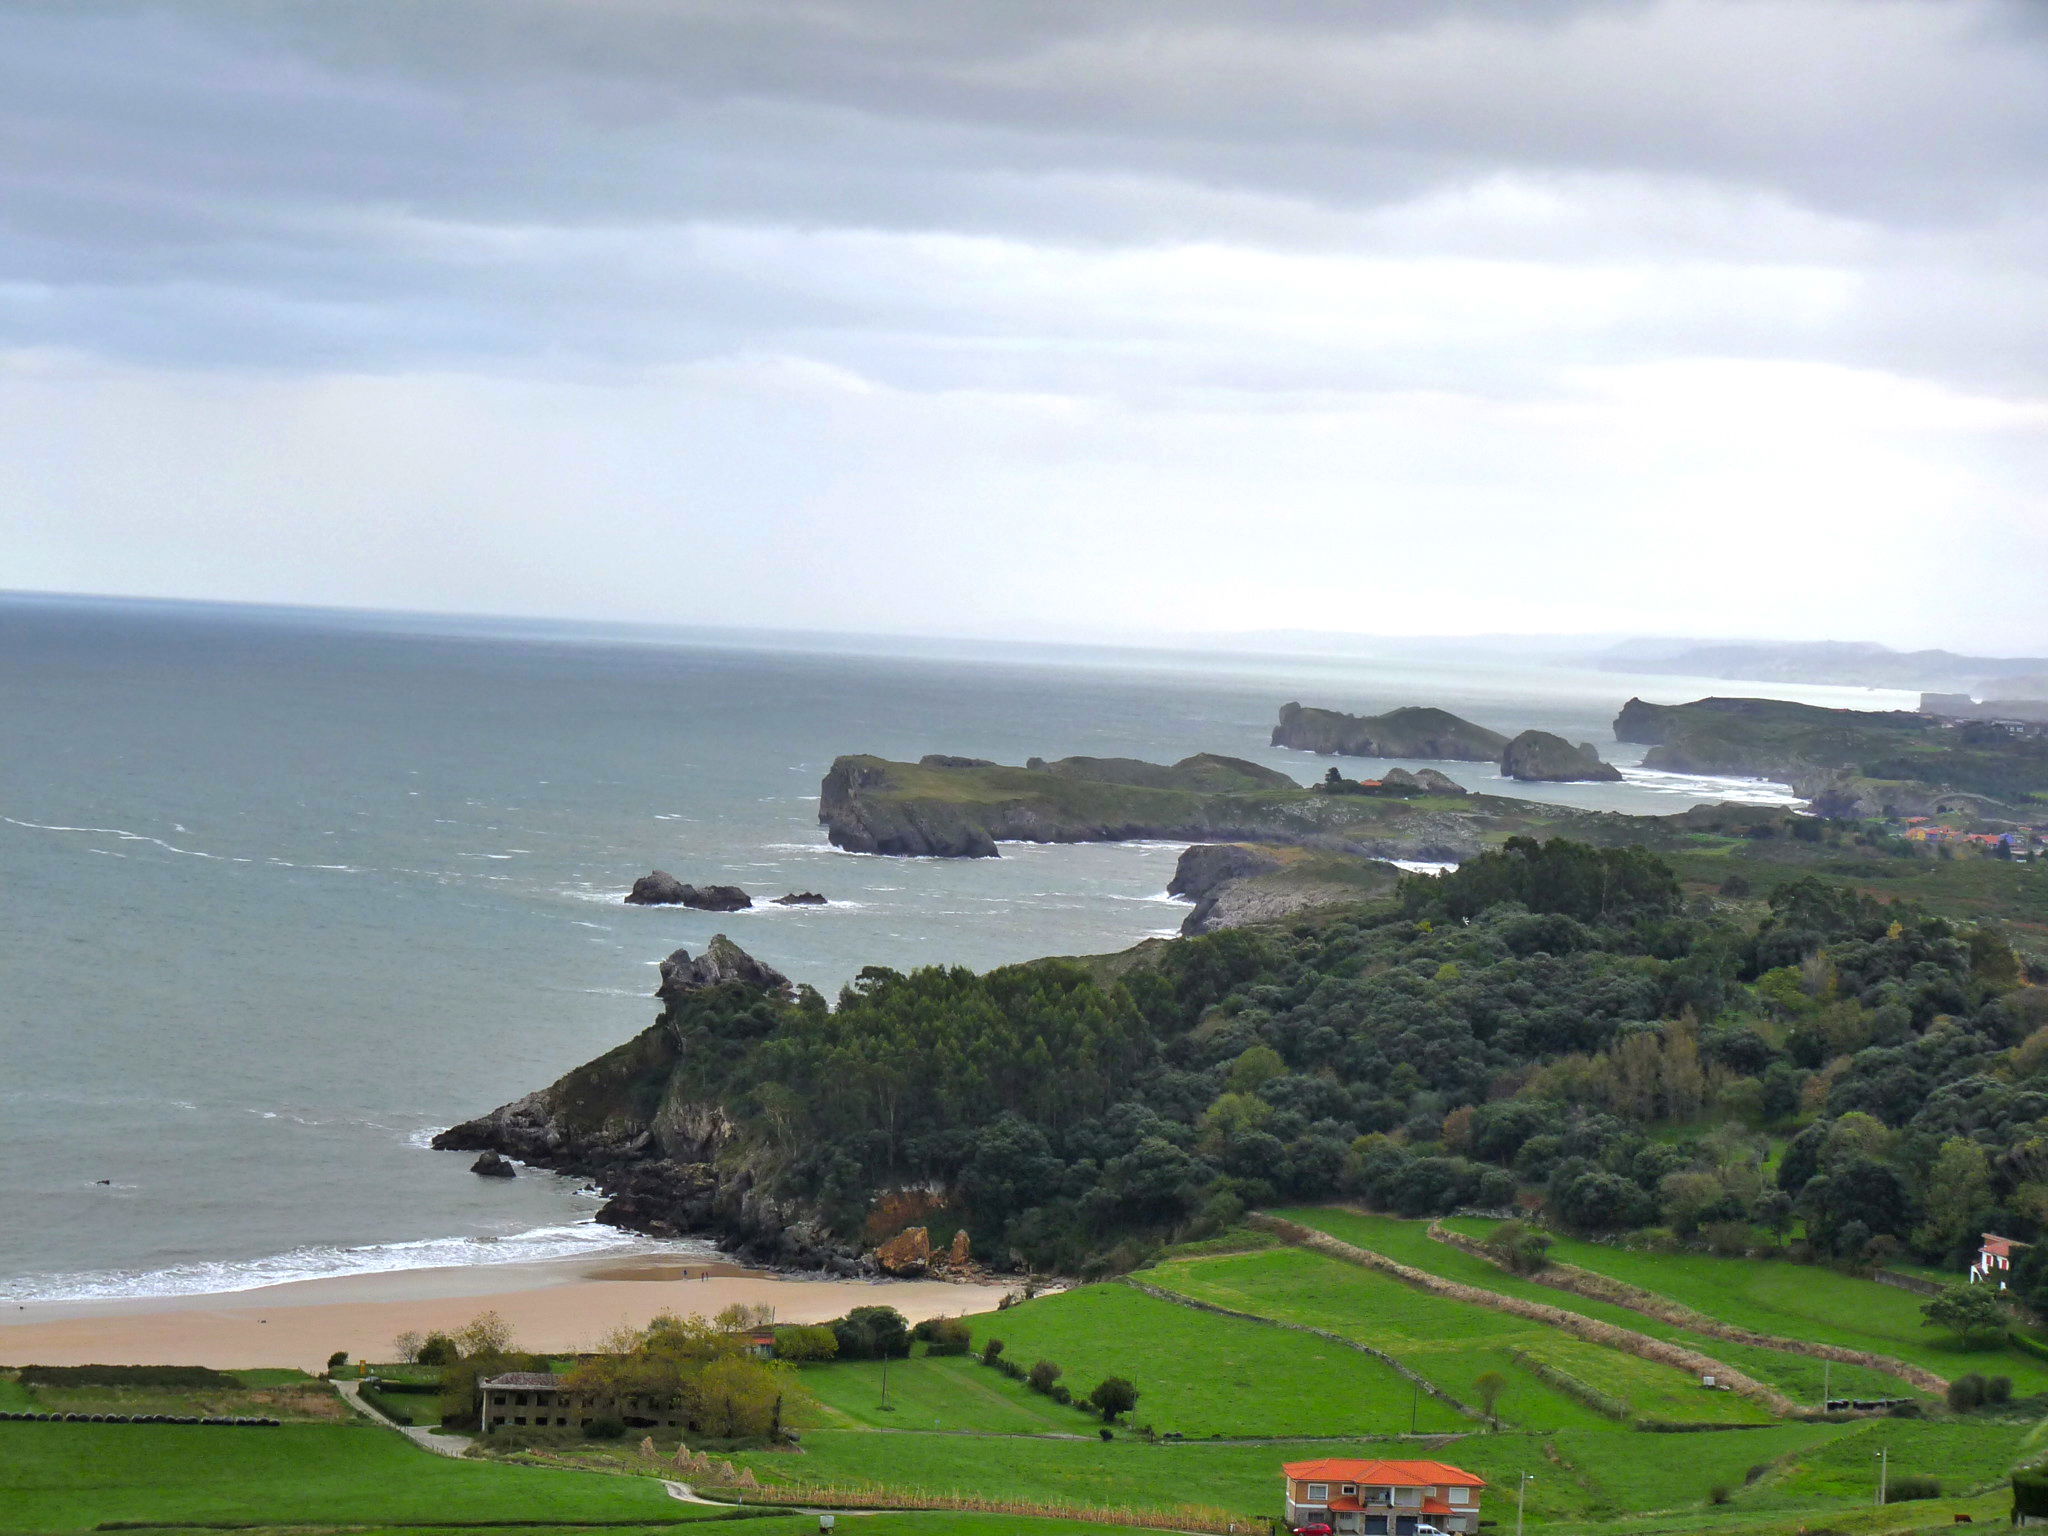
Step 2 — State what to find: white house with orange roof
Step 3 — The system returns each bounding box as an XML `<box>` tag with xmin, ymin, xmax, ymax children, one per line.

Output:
<box><xmin>1282</xmin><ymin>1456</ymin><xmax>1485</xmax><ymax>1536</ymax></box>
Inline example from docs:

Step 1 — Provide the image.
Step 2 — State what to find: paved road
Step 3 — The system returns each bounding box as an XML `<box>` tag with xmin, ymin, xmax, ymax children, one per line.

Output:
<box><xmin>334</xmin><ymin>1378</ymin><xmax>476</xmax><ymax>1458</ymax></box>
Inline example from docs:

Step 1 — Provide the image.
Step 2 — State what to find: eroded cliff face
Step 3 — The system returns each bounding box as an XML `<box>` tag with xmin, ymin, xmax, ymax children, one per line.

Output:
<box><xmin>1167</xmin><ymin>843</ymin><xmax>1406</xmax><ymax>934</ymax></box>
<box><xmin>432</xmin><ymin>938</ymin><xmax>870</xmax><ymax>1273</ymax></box>
<box><xmin>1500</xmin><ymin>730</ymin><xmax>1623</xmax><ymax>783</ymax></box>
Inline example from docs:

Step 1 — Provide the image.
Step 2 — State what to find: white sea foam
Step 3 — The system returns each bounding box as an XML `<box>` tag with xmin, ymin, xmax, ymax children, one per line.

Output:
<box><xmin>1108</xmin><ymin>890</ymin><xmax>1194</xmax><ymax>906</ymax></box>
<box><xmin>1616</xmin><ymin>768</ymin><xmax>1804</xmax><ymax>806</ymax></box>
<box><xmin>0</xmin><ymin>1219</ymin><xmax>712</xmax><ymax>1303</ymax></box>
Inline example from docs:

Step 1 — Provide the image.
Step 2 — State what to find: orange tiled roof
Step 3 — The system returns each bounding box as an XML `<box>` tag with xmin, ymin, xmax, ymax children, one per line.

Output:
<box><xmin>1283</xmin><ymin>1458</ymin><xmax>1485</xmax><ymax>1488</ymax></box>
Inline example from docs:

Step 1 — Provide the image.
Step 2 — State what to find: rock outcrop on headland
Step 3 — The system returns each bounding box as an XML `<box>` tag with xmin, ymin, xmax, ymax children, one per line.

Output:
<box><xmin>1500</xmin><ymin>730</ymin><xmax>1623</xmax><ymax>783</ymax></box>
<box><xmin>1272</xmin><ymin>702</ymin><xmax>1509</xmax><ymax>761</ymax></box>
<box><xmin>1382</xmin><ymin>767</ymin><xmax>1469</xmax><ymax>795</ymax></box>
<box><xmin>434</xmin><ymin>935</ymin><xmax>864</xmax><ymax>1272</ymax></box>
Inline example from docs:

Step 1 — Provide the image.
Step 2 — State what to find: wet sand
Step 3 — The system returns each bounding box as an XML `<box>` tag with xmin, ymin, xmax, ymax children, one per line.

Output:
<box><xmin>0</xmin><ymin>1253</ymin><xmax>1016</xmax><ymax>1371</ymax></box>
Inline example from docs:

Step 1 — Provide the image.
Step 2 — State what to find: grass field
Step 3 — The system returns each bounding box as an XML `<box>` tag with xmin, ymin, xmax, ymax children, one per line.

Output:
<box><xmin>1441</xmin><ymin>1216</ymin><xmax>2048</xmax><ymax>1393</ymax></box>
<box><xmin>1145</xmin><ymin>1245</ymin><xmax>1769</xmax><ymax>1429</ymax></box>
<box><xmin>0</xmin><ymin>1420</ymin><xmax>691</xmax><ymax>1532</ymax></box>
<box><xmin>1275</xmin><ymin>1208</ymin><xmax>1927</xmax><ymax>1403</ymax></box>
<box><xmin>727</xmin><ymin>1422</ymin><xmax>1863</xmax><ymax>1525</ymax></box>
<box><xmin>91</xmin><ymin>1521</ymin><xmax>1175</xmax><ymax>1536</ymax></box>
<box><xmin>804</xmin><ymin>1351</ymin><xmax>1088</xmax><ymax>1434</ymax></box>
<box><xmin>962</xmin><ymin>1281</ymin><xmax>1469</xmax><ymax>1436</ymax></box>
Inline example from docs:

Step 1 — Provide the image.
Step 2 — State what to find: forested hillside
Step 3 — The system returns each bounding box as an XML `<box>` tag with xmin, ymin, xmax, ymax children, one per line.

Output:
<box><xmin>449</xmin><ymin>837</ymin><xmax>2045</xmax><ymax>1276</ymax></box>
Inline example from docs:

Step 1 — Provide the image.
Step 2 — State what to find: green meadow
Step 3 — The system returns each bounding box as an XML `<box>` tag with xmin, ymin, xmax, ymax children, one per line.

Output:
<box><xmin>1145</xmin><ymin>1244</ymin><xmax>1773</xmax><ymax>1428</ymax></box>
<box><xmin>1275</xmin><ymin>1207</ymin><xmax>1930</xmax><ymax>1402</ymax></box>
<box><xmin>1437</xmin><ymin>1217</ymin><xmax>2048</xmax><ymax>1392</ymax></box>
<box><xmin>963</xmin><ymin>1278</ymin><xmax>1470</xmax><ymax>1436</ymax></box>
<box><xmin>0</xmin><ymin>1420</ymin><xmax>687</xmax><ymax>1533</ymax></box>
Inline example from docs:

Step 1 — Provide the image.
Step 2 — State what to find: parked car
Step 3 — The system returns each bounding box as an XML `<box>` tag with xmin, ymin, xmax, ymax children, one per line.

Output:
<box><xmin>1290</xmin><ymin>1525</ymin><xmax>1334</xmax><ymax>1535</ymax></box>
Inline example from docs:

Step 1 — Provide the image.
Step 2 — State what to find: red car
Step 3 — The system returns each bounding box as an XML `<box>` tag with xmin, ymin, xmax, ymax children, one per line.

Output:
<box><xmin>1292</xmin><ymin>1526</ymin><xmax>1334</xmax><ymax>1536</ymax></box>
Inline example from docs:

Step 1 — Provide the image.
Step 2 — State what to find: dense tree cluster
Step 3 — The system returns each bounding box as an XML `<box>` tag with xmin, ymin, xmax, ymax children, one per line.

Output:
<box><xmin>670</xmin><ymin>838</ymin><xmax>2036</xmax><ymax>1271</ymax></box>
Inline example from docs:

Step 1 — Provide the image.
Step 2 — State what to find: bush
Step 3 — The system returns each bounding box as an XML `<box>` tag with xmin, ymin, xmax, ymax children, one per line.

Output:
<box><xmin>1027</xmin><ymin>1360</ymin><xmax>1063</xmax><ymax>1395</ymax></box>
<box><xmin>18</xmin><ymin>1365</ymin><xmax>237</xmax><ymax>1390</ymax></box>
<box><xmin>980</xmin><ymin>1338</ymin><xmax>1006</xmax><ymax>1366</ymax></box>
<box><xmin>326</xmin><ymin>1351</ymin><xmax>349</xmax><ymax>1373</ymax></box>
<box><xmin>585</xmin><ymin>1416</ymin><xmax>626</xmax><ymax>1441</ymax></box>
<box><xmin>1989</xmin><ymin>1375</ymin><xmax>2014</xmax><ymax>1404</ymax></box>
<box><xmin>1948</xmin><ymin>1373</ymin><xmax>1987</xmax><ymax>1412</ymax></box>
<box><xmin>920</xmin><ymin>1317</ymin><xmax>972</xmax><ymax>1356</ymax></box>
<box><xmin>1886</xmin><ymin>1474</ymin><xmax>1939</xmax><ymax>1503</ymax></box>
<box><xmin>1050</xmin><ymin>1384</ymin><xmax>1072</xmax><ymax>1405</ymax></box>
<box><xmin>1708</xmin><ymin>1485</ymin><xmax>1731</xmax><ymax>1505</ymax></box>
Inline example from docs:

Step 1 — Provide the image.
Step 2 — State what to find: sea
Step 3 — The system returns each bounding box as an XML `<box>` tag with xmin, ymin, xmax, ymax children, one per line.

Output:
<box><xmin>0</xmin><ymin>593</ymin><xmax>1912</xmax><ymax>1304</ymax></box>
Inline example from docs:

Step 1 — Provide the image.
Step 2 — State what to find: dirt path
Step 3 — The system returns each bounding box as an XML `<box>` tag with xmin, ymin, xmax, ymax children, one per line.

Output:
<box><xmin>333</xmin><ymin>1378</ymin><xmax>475</xmax><ymax>1458</ymax></box>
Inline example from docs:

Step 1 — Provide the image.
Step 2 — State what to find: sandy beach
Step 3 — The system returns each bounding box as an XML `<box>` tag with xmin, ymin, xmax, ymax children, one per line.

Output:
<box><xmin>0</xmin><ymin>1253</ymin><xmax>1017</xmax><ymax>1371</ymax></box>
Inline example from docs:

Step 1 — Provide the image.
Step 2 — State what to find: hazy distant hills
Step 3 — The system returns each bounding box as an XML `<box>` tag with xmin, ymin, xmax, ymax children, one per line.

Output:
<box><xmin>1595</xmin><ymin>640</ymin><xmax>2048</xmax><ymax>695</ymax></box>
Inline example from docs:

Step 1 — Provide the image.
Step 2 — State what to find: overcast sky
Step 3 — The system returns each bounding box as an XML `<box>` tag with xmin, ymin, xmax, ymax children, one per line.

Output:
<box><xmin>5</xmin><ymin>1</ymin><xmax>2046</xmax><ymax>651</ymax></box>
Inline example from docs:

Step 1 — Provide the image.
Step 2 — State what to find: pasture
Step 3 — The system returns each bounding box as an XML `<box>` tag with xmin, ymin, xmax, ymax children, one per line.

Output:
<box><xmin>1275</xmin><ymin>1207</ymin><xmax>1928</xmax><ymax>1402</ymax></box>
<box><xmin>962</xmin><ymin>1280</ymin><xmax>1470</xmax><ymax>1436</ymax></box>
<box><xmin>1143</xmin><ymin>1245</ymin><xmax>1761</xmax><ymax>1429</ymax></box>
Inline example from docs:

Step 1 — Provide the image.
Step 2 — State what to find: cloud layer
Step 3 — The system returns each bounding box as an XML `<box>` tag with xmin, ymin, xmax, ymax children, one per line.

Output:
<box><xmin>7</xmin><ymin>1</ymin><xmax>2045</xmax><ymax>647</ymax></box>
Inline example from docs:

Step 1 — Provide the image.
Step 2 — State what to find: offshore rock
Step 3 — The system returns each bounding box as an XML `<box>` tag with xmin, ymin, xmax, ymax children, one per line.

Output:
<box><xmin>1272</xmin><ymin>702</ymin><xmax>1509</xmax><ymax>761</ymax></box>
<box><xmin>1501</xmin><ymin>730</ymin><xmax>1623</xmax><ymax>782</ymax></box>
<box><xmin>626</xmin><ymin>870</ymin><xmax>689</xmax><ymax>905</ymax></box>
<box><xmin>657</xmin><ymin>936</ymin><xmax>793</xmax><ymax>1002</ymax></box>
<box><xmin>772</xmin><ymin>892</ymin><xmax>828</xmax><ymax>905</ymax></box>
<box><xmin>470</xmin><ymin>1151</ymin><xmax>517</xmax><ymax>1178</ymax></box>
<box><xmin>679</xmin><ymin>884</ymin><xmax>752</xmax><ymax>912</ymax></box>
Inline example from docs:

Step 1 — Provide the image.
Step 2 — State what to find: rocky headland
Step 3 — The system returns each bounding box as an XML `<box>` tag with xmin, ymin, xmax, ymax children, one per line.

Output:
<box><xmin>1500</xmin><ymin>729</ymin><xmax>1623</xmax><ymax>783</ymax></box>
<box><xmin>1271</xmin><ymin>701</ymin><xmax>1509</xmax><ymax>761</ymax></box>
<box><xmin>434</xmin><ymin>936</ymin><xmax>870</xmax><ymax>1273</ymax></box>
<box><xmin>818</xmin><ymin>750</ymin><xmax>1580</xmax><ymax>861</ymax></box>
<box><xmin>1615</xmin><ymin>696</ymin><xmax>2043</xmax><ymax>816</ymax></box>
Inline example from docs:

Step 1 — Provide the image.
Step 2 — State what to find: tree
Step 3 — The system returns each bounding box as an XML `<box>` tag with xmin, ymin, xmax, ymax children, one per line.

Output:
<box><xmin>392</xmin><ymin>1330</ymin><xmax>425</xmax><ymax>1363</ymax></box>
<box><xmin>1472</xmin><ymin>1369</ymin><xmax>1508</xmax><ymax>1428</ymax></box>
<box><xmin>454</xmin><ymin>1310</ymin><xmax>515</xmax><ymax>1357</ymax></box>
<box><xmin>1226</xmin><ymin>1044</ymin><xmax>1286</xmax><ymax>1096</ymax></box>
<box><xmin>1027</xmin><ymin>1360</ymin><xmax>1063</xmax><ymax>1394</ymax></box>
<box><xmin>771</xmin><ymin>1325</ymin><xmax>839</xmax><ymax>1362</ymax></box>
<box><xmin>833</xmin><ymin>1305</ymin><xmax>910</xmax><ymax>1360</ymax></box>
<box><xmin>1921</xmin><ymin>1285</ymin><xmax>2009</xmax><ymax>1347</ymax></box>
<box><xmin>980</xmin><ymin>1337</ymin><xmax>1006</xmax><ymax>1366</ymax></box>
<box><xmin>1480</xmin><ymin>1219</ymin><xmax>1553</xmax><ymax>1276</ymax></box>
<box><xmin>415</xmin><ymin>1333</ymin><xmax>460</xmax><ymax>1367</ymax></box>
<box><xmin>325</xmin><ymin>1351</ymin><xmax>349</xmax><ymax>1374</ymax></box>
<box><xmin>1912</xmin><ymin>1139</ymin><xmax>1993</xmax><ymax>1262</ymax></box>
<box><xmin>1088</xmin><ymin>1376</ymin><xmax>1139</xmax><ymax>1422</ymax></box>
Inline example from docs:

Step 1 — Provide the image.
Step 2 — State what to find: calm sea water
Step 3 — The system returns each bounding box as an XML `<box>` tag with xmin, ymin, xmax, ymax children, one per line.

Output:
<box><xmin>0</xmin><ymin>595</ymin><xmax>1904</xmax><ymax>1301</ymax></box>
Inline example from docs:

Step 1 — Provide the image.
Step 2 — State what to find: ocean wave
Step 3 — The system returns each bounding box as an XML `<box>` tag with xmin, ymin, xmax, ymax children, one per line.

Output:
<box><xmin>1107</xmin><ymin>890</ymin><xmax>1194</xmax><ymax>906</ymax></box>
<box><xmin>0</xmin><ymin>1219</ymin><xmax>715</xmax><ymax>1304</ymax></box>
<box><xmin>1390</xmin><ymin>859</ymin><xmax>1459</xmax><ymax>876</ymax></box>
<box><xmin>1617</xmin><ymin>768</ymin><xmax>1804</xmax><ymax>806</ymax></box>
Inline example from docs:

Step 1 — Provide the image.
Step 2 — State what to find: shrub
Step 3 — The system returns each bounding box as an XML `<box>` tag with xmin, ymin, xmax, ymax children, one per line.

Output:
<box><xmin>585</xmin><ymin>1416</ymin><xmax>626</xmax><ymax>1441</ymax></box>
<box><xmin>1050</xmin><ymin>1384</ymin><xmax>1072</xmax><ymax>1405</ymax></box>
<box><xmin>772</xmin><ymin>1325</ymin><xmax>838</xmax><ymax>1362</ymax></box>
<box><xmin>1481</xmin><ymin>1219</ymin><xmax>1552</xmax><ymax>1276</ymax></box>
<box><xmin>1708</xmin><ymin>1485</ymin><xmax>1731</xmax><ymax>1505</ymax></box>
<box><xmin>326</xmin><ymin>1351</ymin><xmax>349</xmax><ymax>1373</ymax></box>
<box><xmin>997</xmin><ymin>1358</ymin><xmax>1026</xmax><ymax>1380</ymax></box>
<box><xmin>921</xmin><ymin>1317</ymin><xmax>972</xmax><ymax>1356</ymax></box>
<box><xmin>1886</xmin><ymin>1474</ymin><xmax>1939</xmax><ymax>1503</ymax></box>
<box><xmin>980</xmin><ymin>1338</ymin><xmax>1006</xmax><ymax>1366</ymax></box>
<box><xmin>1948</xmin><ymin>1373</ymin><xmax>1987</xmax><ymax>1412</ymax></box>
<box><xmin>18</xmin><ymin>1365</ymin><xmax>237</xmax><ymax>1390</ymax></box>
<box><xmin>1027</xmin><ymin>1360</ymin><xmax>1063</xmax><ymax>1395</ymax></box>
<box><xmin>1989</xmin><ymin>1375</ymin><xmax>2014</xmax><ymax>1404</ymax></box>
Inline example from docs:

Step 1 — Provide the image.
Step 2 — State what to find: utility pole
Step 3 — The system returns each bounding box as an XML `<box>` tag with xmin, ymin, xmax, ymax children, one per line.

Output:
<box><xmin>1410</xmin><ymin>1380</ymin><xmax>1419</xmax><ymax>1434</ymax></box>
<box><xmin>1517</xmin><ymin>1472</ymin><xmax>1535</xmax><ymax>1536</ymax></box>
<box><xmin>1875</xmin><ymin>1447</ymin><xmax>1887</xmax><ymax>1508</ymax></box>
<box><xmin>880</xmin><ymin>1347</ymin><xmax>892</xmax><ymax>1412</ymax></box>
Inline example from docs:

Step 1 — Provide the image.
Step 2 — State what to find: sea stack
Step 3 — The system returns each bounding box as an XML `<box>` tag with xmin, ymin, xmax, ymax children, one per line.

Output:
<box><xmin>1500</xmin><ymin>730</ymin><xmax>1623</xmax><ymax>782</ymax></box>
